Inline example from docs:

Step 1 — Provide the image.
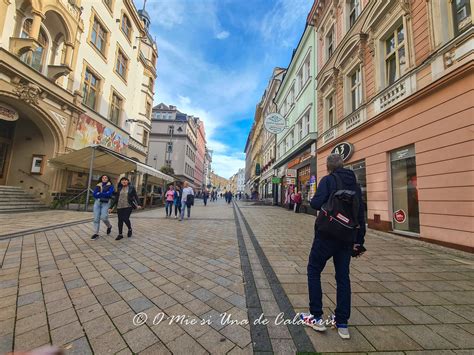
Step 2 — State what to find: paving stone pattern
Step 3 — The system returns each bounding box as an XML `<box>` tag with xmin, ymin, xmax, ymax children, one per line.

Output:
<box><xmin>0</xmin><ymin>199</ymin><xmax>473</xmax><ymax>354</ymax></box>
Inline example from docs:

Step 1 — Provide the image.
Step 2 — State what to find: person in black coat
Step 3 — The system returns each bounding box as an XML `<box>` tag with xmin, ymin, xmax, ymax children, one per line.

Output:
<box><xmin>300</xmin><ymin>153</ymin><xmax>365</xmax><ymax>340</ymax></box>
<box><xmin>109</xmin><ymin>177</ymin><xmax>141</xmax><ymax>240</ymax></box>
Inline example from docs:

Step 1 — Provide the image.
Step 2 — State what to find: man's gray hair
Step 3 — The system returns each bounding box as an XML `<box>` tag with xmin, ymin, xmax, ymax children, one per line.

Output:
<box><xmin>327</xmin><ymin>153</ymin><xmax>344</xmax><ymax>173</ymax></box>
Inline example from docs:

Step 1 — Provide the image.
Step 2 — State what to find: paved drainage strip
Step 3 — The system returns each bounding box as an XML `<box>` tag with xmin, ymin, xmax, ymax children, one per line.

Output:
<box><xmin>233</xmin><ymin>202</ymin><xmax>316</xmax><ymax>353</ymax></box>
<box><xmin>232</xmin><ymin>205</ymin><xmax>273</xmax><ymax>352</ymax></box>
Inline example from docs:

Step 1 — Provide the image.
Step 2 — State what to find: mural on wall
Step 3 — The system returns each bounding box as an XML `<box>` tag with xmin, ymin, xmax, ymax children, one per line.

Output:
<box><xmin>73</xmin><ymin>114</ymin><xmax>129</xmax><ymax>153</ymax></box>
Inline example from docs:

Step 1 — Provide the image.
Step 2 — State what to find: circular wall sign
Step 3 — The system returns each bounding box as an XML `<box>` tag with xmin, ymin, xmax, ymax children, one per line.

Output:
<box><xmin>394</xmin><ymin>209</ymin><xmax>406</xmax><ymax>223</ymax></box>
<box><xmin>331</xmin><ymin>142</ymin><xmax>354</xmax><ymax>162</ymax></box>
<box><xmin>0</xmin><ymin>103</ymin><xmax>19</xmax><ymax>122</ymax></box>
<box><xmin>264</xmin><ymin>113</ymin><xmax>286</xmax><ymax>134</ymax></box>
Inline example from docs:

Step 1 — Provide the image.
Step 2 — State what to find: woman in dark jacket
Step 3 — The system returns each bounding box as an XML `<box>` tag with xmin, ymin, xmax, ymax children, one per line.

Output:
<box><xmin>173</xmin><ymin>185</ymin><xmax>182</xmax><ymax>219</ymax></box>
<box><xmin>92</xmin><ymin>175</ymin><xmax>114</xmax><ymax>240</ymax></box>
<box><xmin>109</xmin><ymin>177</ymin><xmax>141</xmax><ymax>240</ymax></box>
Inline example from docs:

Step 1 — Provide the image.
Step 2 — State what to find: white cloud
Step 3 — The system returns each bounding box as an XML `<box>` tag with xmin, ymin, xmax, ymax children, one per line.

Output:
<box><xmin>215</xmin><ymin>31</ymin><xmax>230</xmax><ymax>40</ymax></box>
<box><xmin>178</xmin><ymin>95</ymin><xmax>191</xmax><ymax>105</ymax></box>
<box><xmin>211</xmin><ymin>153</ymin><xmax>245</xmax><ymax>180</ymax></box>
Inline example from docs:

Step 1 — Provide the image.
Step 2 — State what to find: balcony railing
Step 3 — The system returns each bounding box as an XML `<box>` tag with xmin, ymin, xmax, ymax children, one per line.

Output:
<box><xmin>343</xmin><ymin>106</ymin><xmax>367</xmax><ymax>133</ymax></box>
<box><xmin>374</xmin><ymin>73</ymin><xmax>416</xmax><ymax>114</ymax></box>
<box><xmin>128</xmin><ymin>137</ymin><xmax>147</xmax><ymax>154</ymax></box>
<box><xmin>322</xmin><ymin>126</ymin><xmax>337</xmax><ymax>144</ymax></box>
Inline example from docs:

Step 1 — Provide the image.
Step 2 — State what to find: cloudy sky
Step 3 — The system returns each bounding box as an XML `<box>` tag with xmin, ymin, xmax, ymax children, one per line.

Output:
<box><xmin>134</xmin><ymin>0</ymin><xmax>313</xmax><ymax>179</ymax></box>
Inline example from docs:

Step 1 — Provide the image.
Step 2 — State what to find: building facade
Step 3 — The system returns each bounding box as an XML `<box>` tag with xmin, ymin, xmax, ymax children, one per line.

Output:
<box><xmin>259</xmin><ymin>67</ymin><xmax>286</xmax><ymax>203</ymax></box>
<box><xmin>195</xmin><ymin>120</ymin><xmax>206</xmax><ymax>193</ymax></box>
<box><xmin>274</xmin><ymin>24</ymin><xmax>318</xmax><ymax>208</ymax></box>
<box><xmin>244</xmin><ymin>124</ymin><xmax>254</xmax><ymax>195</ymax></box>
<box><xmin>236</xmin><ymin>168</ymin><xmax>245</xmax><ymax>194</ymax></box>
<box><xmin>0</xmin><ymin>0</ymin><xmax>157</xmax><ymax>201</ymax></box>
<box><xmin>309</xmin><ymin>0</ymin><xmax>473</xmax><ymax>251</ymax></box>
<box><xmin>203</xmin><ymin>147</ymin><xmax>213</xmax><ymax>188</ymax></box>
<box><xmin>148</xmin><ymin>103</ymin><xmax>200</xmax><ymax>187</ymax></box>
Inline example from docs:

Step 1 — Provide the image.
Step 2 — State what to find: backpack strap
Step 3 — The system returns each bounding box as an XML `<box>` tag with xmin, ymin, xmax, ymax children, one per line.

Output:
<box><xmin>331</xmin><ymin>173</ymin><xmax>344</xmax><ymax>190</ymax></box>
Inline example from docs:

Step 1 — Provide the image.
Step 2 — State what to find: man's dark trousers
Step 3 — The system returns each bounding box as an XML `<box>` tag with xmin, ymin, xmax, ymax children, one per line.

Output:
<box><xmin>307</xmin><ymin>234</ymin><xmax>352</xmax><ymax>325</ymax></box>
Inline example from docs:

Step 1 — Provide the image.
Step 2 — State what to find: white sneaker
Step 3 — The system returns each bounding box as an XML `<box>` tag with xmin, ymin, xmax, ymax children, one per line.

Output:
<box><xmin>299</xmin><ymin>313</ymin><xmax>327</xmax><ymax>332</ymax></box>
<box><xmin>337</xmin><ymin>325</ymin><xmax>350</xmax><ymax>339</ymax></box>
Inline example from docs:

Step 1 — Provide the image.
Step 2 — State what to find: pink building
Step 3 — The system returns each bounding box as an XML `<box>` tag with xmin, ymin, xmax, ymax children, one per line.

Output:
<box><xmin>195</xmin><ymin>120</ymin><xmax>207</xmax><ymax>193</ymax></box>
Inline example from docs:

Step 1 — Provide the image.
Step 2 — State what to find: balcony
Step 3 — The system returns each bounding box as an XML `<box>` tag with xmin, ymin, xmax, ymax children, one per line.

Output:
<box><xmin>375</xmin><ymin>73</ymin><xmax>416</xmax><ymax>114</ymax></box>
<box><xmin>128</xmin><ymin>137</ymin><xmax>147</xmax><ymax>155</ymax></box>
<box><xmin>47</xmin><ymin>64</ymin><xmax>72</xmax><ymax>81</ymax></box>
<box><xmin>322</xmin><ymin>126</ymin><xmax>337</xmax><ymax>144</ymax></box>
<box><xmin>342</xmin><ymin>107</ymin><xmax>367</xmax><ymax>133</ymax></box>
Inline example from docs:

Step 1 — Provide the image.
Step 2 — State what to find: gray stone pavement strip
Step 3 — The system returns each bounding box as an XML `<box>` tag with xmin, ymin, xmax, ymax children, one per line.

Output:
<box><xmin>0</xmin><ymin>199</ymin><xmax>473</xmax><ymax>354</ymax></box>
<box><xmin>235</xmin><ymin>200</ymin><xmax>474</xmax><ymax>353</ymax></box>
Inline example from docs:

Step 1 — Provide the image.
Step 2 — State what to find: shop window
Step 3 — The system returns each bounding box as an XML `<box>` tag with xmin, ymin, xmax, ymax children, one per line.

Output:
<box><xmin>453</xmin><ymin>0</ymin><xmax>472</xmax><ymax>34</ymax></box>
<box><xmin>384</xmin><ymin>23</ymin><xmax>406</xmax><ymax>86</ymax></box>
<box><xmin>109</xmin><ymin>91</ymin><xmax>122</xmax><ymax>124</ymax></box>
<box><xmin>297</xmin><ymin>165</ymin><xmax>311</xmax><ymax>202</ymax></box>
<box><xmin>390</xmin><ymin>145</ymin><xmax>420</xmax><ymax>234</ymax></box>
<box><xmin>82</xmin><ymin>68</ymin><xmax>100</xmax><ymax>110</ymax></box>
<box><xmin>345</xmin><ymin>159</ymin><xmax>367</xmax><ymax>221</ymax></box>
<box><xmin>20</xmin><ymin>19</ymin><xmax>48</xmax><ymax>72</ymax></box>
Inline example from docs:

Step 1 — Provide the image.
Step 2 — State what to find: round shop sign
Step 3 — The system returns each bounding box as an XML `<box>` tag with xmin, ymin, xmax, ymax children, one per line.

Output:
<box><xmin>0</xmin><ymin>103</ymin><xmax>19</xmax><ymax>122</ymax></box>
<box><xmin>394</xmin><ymin>209</ymin><xmax>406</xmax><ymax>223</ymax></box>
<box><xmin>264</xmin><ymin>113</ymin><xmax>286</xmax><ymax>134</ymax></box>
<box><xmin>331</xmin><ymin>142</ymin><xmax>354</xmax><ymax>162</ymax></box>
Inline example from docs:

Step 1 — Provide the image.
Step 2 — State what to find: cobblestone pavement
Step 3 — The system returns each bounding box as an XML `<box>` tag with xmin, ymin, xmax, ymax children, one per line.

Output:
<box><xmin>0</xmin><ymin>199</ymin><xmax>473</xmax><ymax>354</ymax></box>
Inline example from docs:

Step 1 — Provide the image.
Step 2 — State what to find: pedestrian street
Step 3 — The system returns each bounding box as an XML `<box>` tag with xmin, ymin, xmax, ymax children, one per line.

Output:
<box><xmin>0</xmin><ymin>199</ymin><xmax>473</xmax><ymax>354</ymax></box>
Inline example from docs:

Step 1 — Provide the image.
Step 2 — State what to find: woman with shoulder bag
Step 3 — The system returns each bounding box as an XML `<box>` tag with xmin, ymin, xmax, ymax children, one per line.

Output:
<box><xmin>109</xmin><ymin>177</ymin><xmax>141</xmax><ymax>240</ymax></box>
<box><xmin>91</xmin><ymin>175</ymin><xmax>114</xmax><ymax>240</ymax></box>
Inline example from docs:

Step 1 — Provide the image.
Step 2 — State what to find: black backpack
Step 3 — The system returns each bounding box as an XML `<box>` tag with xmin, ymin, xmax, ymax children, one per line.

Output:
<box><xmin>186</xmin><ymin>193</ymin><xmax>194</xmax><ymax>206</ymax></box>
<box><xmin>315</xmin><ymin>173</ymin><xmax>360</xmax><ymax>243</ymax></box>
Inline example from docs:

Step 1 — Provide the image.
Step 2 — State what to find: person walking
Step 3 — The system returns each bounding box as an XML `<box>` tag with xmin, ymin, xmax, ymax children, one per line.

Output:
<box><xmin>203</xmin><ymin>189</ymin><xmax>209</xmax><ymax>206</ymax></box>
<box><xmin>165</xmin><ymin>185</ymin><xmax>175</xmax><ymax>217</ymax></box>
<box><xmin>173</xmin><ymin>185</ymin><xmax>182</xmax><ymax>219</ymax></box>
<box><xmin>180</xmin><ymin>181</ymin><xmax>194</xmax><ymax>221</ymax></box>
<box><xmin>91</xmin><ymin>175</ymin><xmax>114</xmax><ymax>240</ymax></box>
<box><xmin>294</xmin><ymin>191</ymin><xmax>302</xmax><ymax>213</ymax></box>
<box><xmin>300</xmin><ymin>153</ymin><xmax>366</xmax><ymax>339</ymax></box>
<box><xmin>109</xmin><ymin>177</ymin><xmax>140</xmax><ymax>240</ymax></box>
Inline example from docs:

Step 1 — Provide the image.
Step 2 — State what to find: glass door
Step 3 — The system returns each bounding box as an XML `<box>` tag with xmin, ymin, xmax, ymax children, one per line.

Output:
<box><xmin>0</xmin><ymin>121</ymin><xmax>15</xmax><ymax>185</ymax></box>
<box><xmin>390</xmin><ymin>145</ymin><xmax>420</xmax><ymax>233</ymax></box>
<box><xmin>346</xmin><ymin>160</ymin><xmax>367</xmax><ymax>221</ymax></box>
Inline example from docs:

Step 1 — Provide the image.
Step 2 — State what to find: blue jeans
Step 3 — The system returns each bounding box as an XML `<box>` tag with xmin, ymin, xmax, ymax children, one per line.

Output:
<box><xmin>165</xmin><ymin>201</ymin><xmax>173</xmax><ymax>216</ymax></box>
<box><xmin>307</xmin><ymin>235</ymin><xmax>352</xmax><ymax>325</ymax></box>
<box><xmin>180</xmin><ymin>203</ymin><xmax>191</xmax><ymax>220</ymax></box>
<box><xmin>93</xmin><ymin>200</ymin><xmax>111</xmax><ymax>234</ymax></box>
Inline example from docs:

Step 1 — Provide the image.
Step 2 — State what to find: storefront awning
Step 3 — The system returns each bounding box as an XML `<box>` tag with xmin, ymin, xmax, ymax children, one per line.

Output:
<box><xmin>49</xmin><ymin>145</ymin><xmax>174</xmax><ymax>182</ymax></box>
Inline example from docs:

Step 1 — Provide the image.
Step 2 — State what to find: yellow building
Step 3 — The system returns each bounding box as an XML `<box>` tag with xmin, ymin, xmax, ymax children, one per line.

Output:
<box><xmin>0</xmin><ymin>0</ymin><xmax>163</xmax><ymax>206</ymax></box>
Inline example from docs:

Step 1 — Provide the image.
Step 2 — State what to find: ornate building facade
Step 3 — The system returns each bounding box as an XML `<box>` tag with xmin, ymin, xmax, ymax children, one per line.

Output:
<box><xmin>0</xmin><ymin>0</ymin><xmax>157</xmax><ymax>201</ymax></box>
<box><xmin>309</xmin><ymin>0</ymin><xmax>473</xmax><ymax>250</ymax></box>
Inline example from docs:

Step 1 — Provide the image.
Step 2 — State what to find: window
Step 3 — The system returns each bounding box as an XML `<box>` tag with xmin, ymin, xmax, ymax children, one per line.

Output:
<box><xmin>290</xmin><ymin>131</ymin><xmax>294</xmax><ymax>147</ymax></box>
<box><xmin>452</xmin><ymin>0</ymin><xmax>471</xmax><ymax>34</ymax></box>
<box><xmin>385</xmin><ymin>24</ymin><xmax>406</xmax><ymax>86</ymax></box>
<box><xmin>350</xmin><ymin>67</ymin><xmax>362</xmax><ymax>111</ymax></box>
<box><xmin>82</xmin><ymin>68</ymin><xmax>100</xmax><ymax>109</ymax></box>
<box><xmin>121</xmin><ymin>14</ymin><xmax>132</xmax><ymax>40</ymax></box>
<box><xmin>115</xmin><ymin>49</ymin><xmax>128</xmax><ymax>79</ymax></box>
<box><xmin>20</xmin><ymin>19</ymin><xmax>48</xmax><ymax>72</ymax></box>
<box><xmin>326</xmin><ymin>95</ymin><xmax>335</xmax><ymax>128</ymax></box>
<box><xmin>303</xmin><ymin>58</ymin><xmax>310</xmax><ymax>84</ymax></box>
<box><xmin>148</xmin><ymin>77</ymin><xmax>154</xmax><ymax>91</ymax></box>
<box><xmin>145</xmin><ymin>101</ymin><xmax>151</xmax><ymax>118</ymax></box>
<box><xmin>298</xmin><ymin>120</ymin><xmax>303</xmax><ymax>140</ymax></box>
<box><xmin>297</xmin><ymin>69</ymin><xmax>303</xmax><ymax>92</ymax></box>
<box><xmin>349</xmin><ymin>0</ymin><xmax>360</xmax><ymax>28</ymax></box>
<box><xmin>167</xmin><ymin>142</ymin><xmax>173</xmax><ymax>153</ymax></box>
<box><xmin>326</xmin><ymin>27</ymin><xmax>334</xmax><ymax>59</ymax></box>
<box><xmin>168</xmin><ymin>125</ymin><xmax>174</xmax><ymax>135</ymax></box>
<box><xmin>142</xmin><ymin>130</ymin><xmax>149</xmax><ymax>146</ymax></box>
<box><xmin>109</xmin><ymin>92</ymin><xmax>122</xmax><ymax>124</ymax></box>
<box><xmin>306</xmin><ymin>113</ymin><xmax>310</xmax><ymax>134</ymax></box>
<box><xmin>91</xmin><ymin>17</ymin><xmax>107</xmax><ymax>54</ymax></box>
<box><xmin>103</xmin><ymin>0</ymin><xmax>113</xmax><ymax>11</ymax></box>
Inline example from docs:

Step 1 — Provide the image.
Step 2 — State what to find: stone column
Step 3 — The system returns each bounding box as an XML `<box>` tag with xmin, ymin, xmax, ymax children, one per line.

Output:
<box><xmin>63</xmin><ymin>42</ymin><xmax>74</xmax><ymax>67</ymax></box>
<box><xmin>30</xmin><ymin>10</ymin><xmax>44</xmax><ymax>41</ymax></box>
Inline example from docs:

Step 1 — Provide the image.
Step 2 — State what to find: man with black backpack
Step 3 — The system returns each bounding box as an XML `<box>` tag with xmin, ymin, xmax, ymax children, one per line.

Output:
<box><xmin>180</xmin><ymin>181</ymin><xmax>194</xmax><ymax>221</ymax></box>
<box><xmin>300</xmin><ymin>153</ymin><xmax>366</xmax><ymax>339</ymax></box>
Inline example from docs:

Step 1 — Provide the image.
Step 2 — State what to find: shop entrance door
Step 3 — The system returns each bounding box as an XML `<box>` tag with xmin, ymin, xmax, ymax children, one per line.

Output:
<box><xmin>0</xmin><ymin>121</ymin><xmax>15</xmax><ymax>185</ymax></box>
<box><xmin>390</xmin><ymin>145</ymin><xmax>420</xmax><ymax>234</ymax></box>
<box><xmin>346</xmin><ymin>160</ymin><xmax>367</xmax><ymax>222</ymax></box>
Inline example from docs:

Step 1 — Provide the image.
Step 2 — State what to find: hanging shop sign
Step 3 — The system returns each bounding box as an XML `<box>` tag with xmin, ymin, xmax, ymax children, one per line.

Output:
<box><xmin>286</xmin><ymin>177</ymin><xmax>296</xmax><ymax>185</ymax></box>
<box><xmin>271</xmin><ymin>177</ymin><xmax>281</xmax><ymax>184</ymax></box>
<box><xmin>264</xmin><ymin>113</ymin><xmax>286</xmax><ymax>134</ymax></box>
<box><xmin>331</xmin><ymin>142</ymin><xmax>354</xmax><ymax>162</ymax></box>
<box><xmin>286</xmin><ymin>168</ymin><xmax>297</xmax><ymax>178</ymax></box>
<box><xmin>0</xmin><ymin>103</ymin><xmax>19</xmax><ymax>122</ymax></box>
<box><xmin>394</xmin><ymin>209</ymin><xmax>406</xmax><ymax>223</ymax></box>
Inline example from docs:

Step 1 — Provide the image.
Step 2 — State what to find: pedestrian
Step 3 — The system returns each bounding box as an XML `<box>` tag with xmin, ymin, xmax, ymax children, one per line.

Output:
<box><xmin>180</xmin><ymin>181</ymin><xmax>194</xmax><ymax>221</ymax></box>
<box><xmin>91</xmin><ymin>175</ymin><xmax>114</xmax><ymax>240</ymax></box>
<box><xmin>109</xmin><ymin>177</ymin><xmax>141</xmax><ymax>240</ymax></box>
<box><xmin>173</xmin><ymin>185</ymin><xmax>182</xmax><ymax>219</ymax></box>
<box><xmin>294</xmin><ymin>191</ymin><xmax>302</xmax><ymax>213</ymax></box>
<box><xmin>165</xmin><ymin>185</ymin><xmax>175</xmax><ymax>217</ymax></box>
<box><xmin>203</xmin><ymin>189</ymin><xmax>209</xmax><ymax>206</ymax></box>
<box><xmin>300</xmin><ymin>153</ymin><xmax>366</xmax><ymax>339</ymax></box>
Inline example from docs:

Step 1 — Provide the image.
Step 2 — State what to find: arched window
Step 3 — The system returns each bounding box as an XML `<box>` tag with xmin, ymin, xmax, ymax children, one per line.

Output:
<box><xmin>20</xmin><ymin>19</ymin><xmax>49</xmax><ymax>72</ymax></box>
